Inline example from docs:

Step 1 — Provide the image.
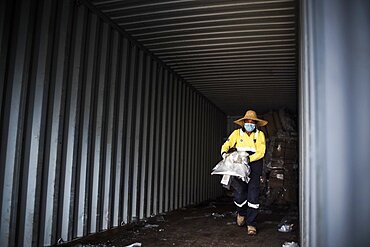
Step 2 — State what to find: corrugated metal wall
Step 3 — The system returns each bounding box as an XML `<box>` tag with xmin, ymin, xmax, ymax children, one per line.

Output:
<box><xmin>0</xmin><ymin>0</ymin><xmax>226</xmax><ymax>246</ymax></box>
<box><xmin>89</xmin><ymin>0</ymin><xmax>298</xmax><ymax>115</ymax></box>
<box><xmin>300</xmin><ymin>0</ymin><xmax>370</xmax><ymax>246</ymax></box>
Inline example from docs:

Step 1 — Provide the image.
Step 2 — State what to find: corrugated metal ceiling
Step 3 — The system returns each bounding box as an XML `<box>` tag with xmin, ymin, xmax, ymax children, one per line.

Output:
<box><xmin>88</xmin><ymin>0</ymin><xmax>298</xmax><ymax>115</ymax></box>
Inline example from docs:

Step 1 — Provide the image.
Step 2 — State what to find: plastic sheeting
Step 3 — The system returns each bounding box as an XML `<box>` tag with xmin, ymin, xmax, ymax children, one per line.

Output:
<box><xmin>211</xmin><ymin>151</ymin><xmax>251</xmax><ymax>183</ymax></box>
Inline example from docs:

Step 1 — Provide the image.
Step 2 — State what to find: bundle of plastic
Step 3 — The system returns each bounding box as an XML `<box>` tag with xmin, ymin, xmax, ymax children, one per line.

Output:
<box><xmin>211</xmin><ymin>151</ymin><xmax>251</xmax><ymax>183</ymax></box>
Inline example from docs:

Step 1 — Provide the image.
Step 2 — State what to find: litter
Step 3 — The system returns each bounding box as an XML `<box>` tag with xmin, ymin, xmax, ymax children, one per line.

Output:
<box><xmin>184</xmin><ymin>214</ymin><xmax>211</xmax><ymax>220</ymax></box>
<box><xmin>278</xmin><ymin>224</ymin><xmax>294</xmax><ymax>232</ymax></box>
<box><xmin>144</xmin><ymin>224</ymin><xmax>159</xmax><ymax>228</ymax></box>
<box><xmin>282</xmin><ymin>241</ymin><xmax>299</xmax><ymax>247</ymax></box>
<box><xmin>212</xmin><ymin>213</ymin><xmax>225</xmax><ymax>218</ymax></box>
<box><xmin>277</xmin><ymin>217</ymin><xmax>294</xmax><ymax>232</ymax></box>
<box><xmin>211</xmin><ymin>151</ymin><xmax>251</xmax><ymax>183</ymax></box>
<box><xmin>159</xmin><ymin>229</ymin><xmax>165</xmax><ymax>232</ymax></box>
<box><xmin>211</xmin><ymin>213</ymin><xmax>225</xmax><ymax>218</ymax></box>
<box><xmin>125</xmin><ymin>243</ymin><xmax>142</xmax><ymax>247</ymax></box>
<box><xmin>226</xmin><ymin>221</ymin><xmax>236</xmax><ymax>225</ymax></box>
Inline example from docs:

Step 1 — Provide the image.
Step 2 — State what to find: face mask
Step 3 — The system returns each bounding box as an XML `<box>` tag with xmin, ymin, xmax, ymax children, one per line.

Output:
<box><xmin>244</xmin><ymin>123</ymin><xmax>255</xmax><ymax>132</ymax></box>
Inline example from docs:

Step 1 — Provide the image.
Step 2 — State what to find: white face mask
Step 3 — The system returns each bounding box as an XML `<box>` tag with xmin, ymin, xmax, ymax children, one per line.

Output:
<box><xmin>244</xmin><ymin>123</ymin><xmax>256</xmax><ymax>132</ymax></box>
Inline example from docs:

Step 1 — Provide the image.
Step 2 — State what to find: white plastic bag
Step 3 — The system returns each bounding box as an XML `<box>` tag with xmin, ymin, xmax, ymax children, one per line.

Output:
<box><xmin>211</xmin><ymin>151</ymin><xmax>251</xmax><ymax>182</ymax></box>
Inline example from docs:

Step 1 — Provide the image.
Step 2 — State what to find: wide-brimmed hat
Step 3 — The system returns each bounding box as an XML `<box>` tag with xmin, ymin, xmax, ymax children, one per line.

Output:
<box><xmin>234</xmin><ymin>110</ymin><xmax>268</xmax><ymax>127</ymax></box>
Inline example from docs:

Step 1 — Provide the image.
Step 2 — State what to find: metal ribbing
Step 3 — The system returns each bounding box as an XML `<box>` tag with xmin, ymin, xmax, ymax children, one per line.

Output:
<box><xmin>0</xmin><ymin>0</ymin><xmax>226</xmax><ymax>246</ymax></box>
<box><xmin>90</xmin><ymin>0</ymin><xmax>298</xmax><ymax>115</ymax></box>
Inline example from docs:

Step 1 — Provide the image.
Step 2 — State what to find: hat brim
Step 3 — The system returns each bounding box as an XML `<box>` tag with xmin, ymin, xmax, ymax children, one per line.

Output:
<box><xmin>234</xmin><ymin>116</ymin><xmax>268</xmax><ymax>127</ymax></box>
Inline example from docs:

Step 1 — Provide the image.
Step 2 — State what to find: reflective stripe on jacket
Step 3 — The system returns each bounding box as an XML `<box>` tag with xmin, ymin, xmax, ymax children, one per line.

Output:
<box><xmin>221</xmin><ymin>128</ymin><xmax>266</xmax><ymax>162</ymax></box>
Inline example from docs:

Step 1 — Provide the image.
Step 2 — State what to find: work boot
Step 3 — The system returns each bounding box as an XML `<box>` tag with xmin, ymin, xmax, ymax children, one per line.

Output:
<box><xmin>236</xmin><ymin>213</ymin><xmax>246</xmax><ymax>226</ymax></box>
<box><xmin>247</xmin><ymin>225</ymin><xmax>257</xmax><ymax>235</ymax></box>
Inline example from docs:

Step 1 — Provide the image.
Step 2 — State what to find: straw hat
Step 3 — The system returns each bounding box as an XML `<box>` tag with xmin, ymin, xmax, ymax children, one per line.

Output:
<box><xmin>234</xmin><ymin>110</ymin><xmax>268</xmax><ymax>127</ymax></box>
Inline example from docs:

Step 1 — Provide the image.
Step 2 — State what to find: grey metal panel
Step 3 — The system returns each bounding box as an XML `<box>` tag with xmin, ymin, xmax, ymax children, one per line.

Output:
<box><xmin>76</xmin><ymin>12</ymin><xmax>98</xmax><ymax>237</ymax></box>
<box><xmin>0</xmin><ymin>0</ymin><xmax>33</xmax><ymax>245</ymax></box>
<box><xmin>123</xmin><ymin>44</ymin><xmax>138</xmax><ymax>223</ymax></box>
<box><xmin>193</xmin><ymin>94</ymin><xmax>200</xmax><ymax>204</ymax></box>
<box><xmin>0</xmin><ymin>1</ymin><xmax>227</xmax><ymax>246</ymax></box>
<box><xmin>112</xmin><ymin>37</ymin><xmax>129</xmax><ymax>227</ymax></box>
<box><xmin>131</xmin><ymin>49</ymin><xmax>145</xmax><ymax>221</ymax></box>
<box><xmin>146</xmin><ymin>60</ymin><xmax>157</xmax><ymax>217</ymax></box>
<box><xmin>201</xmin><ymin>98</ymin><xmax>206</xmax><ymax>202</ymax></box>
<box><xmin>178</xmin><ymin>83</ymin><xmax>186</xmax><ymax>207</ymax></box>
<box><xmin>158</xmin><ymin>69</ymin><xmax>168</xmax><ymax>213</ymax></box>
<box><xmin>164</xmin><ymin>72</ymin><xmax>173</xmax><ymax>212</ymax></box>
<box><xmin>169</xmin><ymin>77</ymin><xmax>178</xmax><ymax>211</ymax></box>
<box><xmin>42</xmin><ymin>0</ymin><xmax>72</xmax><ymax>244</ymax></box>
<box><xmin>139</xmin><ymin>54</ymin><xmax>152</xmax><ymax>219</ymax></box>
<box><xmin>173</xmin><ymin>78</ymin><xmax>182</xmax><ymax>209</ymax></box>
<box><xmin>190</xmin><ymin>91</ymin><xmax>197</xmax><ymax>204</ymax></box>
<box><xmin>183</xmin><ymin>85</ymin><xmax>190</xmax><ymax>206</ymax></box>
<box><xmin>152</xmin><ymin>65</ymin><xmax>163</xmax><ymax>215</ymax></box>
<box><xmin>22</xmin><ymin>0</ymin><xmax>55</xmax><ymax>245</ymax></box>
<box><xmin>61</xmin><ymin>4</ymin><xmax>87</xmax><ymax>241</ymax></box>
<box><xmin>89</xmin><ymin>20</ymin><xmax>108</xmax><ymax>234</ymax></box>
<box><xmin>101</xmin><ymin>28</ymin><xmax>119</xmax><ymax>230</ymax></box>
<box><xmin>0</xmin><ymin>0</ymin><xmax>11</xmax><ymax>124</ymax></box>
<box><xmin>300</xmin><ymin>0</ymin><xmax>370</xmax><ymax>246</ymax></box>
<box><xmin>184</xmin><ymin>86</ymin><xmax>191</xmax><ymax>205</ymax></box>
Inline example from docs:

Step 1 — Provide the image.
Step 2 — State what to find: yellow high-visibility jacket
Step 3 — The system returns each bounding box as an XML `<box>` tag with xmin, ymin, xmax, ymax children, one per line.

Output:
<box><xmin>221</xmin><ymin>128</ymin><xmax>266</xmax><ymax>163</ymax></box>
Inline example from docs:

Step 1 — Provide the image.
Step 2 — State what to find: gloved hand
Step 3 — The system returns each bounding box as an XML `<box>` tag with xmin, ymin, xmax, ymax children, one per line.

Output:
<box><xmin>243</xmin><ymin>156</ymin><xmax>250</xmax><ymax>166</ymax></box>
<box><xmin>222</xmin><ymin>152</ymin><xmax>229</xmax><ymax>160</ymax></box>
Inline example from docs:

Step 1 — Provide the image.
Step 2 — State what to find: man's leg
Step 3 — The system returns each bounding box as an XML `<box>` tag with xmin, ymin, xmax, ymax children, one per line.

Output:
<box><xmin>246</xmin><ymin>160</ymin><xmax>263</xmax><ymax>227</ymax></box>
<box><xmin>231</xmin><ymin>177</ymin><xmax>249</xmax><ymax>217</ymax></box>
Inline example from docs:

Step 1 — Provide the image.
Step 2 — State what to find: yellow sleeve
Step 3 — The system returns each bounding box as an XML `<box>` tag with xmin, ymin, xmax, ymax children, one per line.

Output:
<box><xmin>249</xmin><ymin>131</ymin><xmax>266</xmax><ymax>162</ymax></box>
<box><xmin>221</xmin><ymin>130</ymin><xmax>238</xmax><ymax>155</ymax></box>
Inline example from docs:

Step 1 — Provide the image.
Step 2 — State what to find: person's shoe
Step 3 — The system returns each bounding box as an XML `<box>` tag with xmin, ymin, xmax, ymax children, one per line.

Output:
<box><xmin>236</xmin><ymin>213</ymin><xmax>246</xmax><ymax>226</ymax></box>
<box><xmin>247</xmin><ymin>225</ymin><xmax>257</xmax><ymax>235</ymax></box>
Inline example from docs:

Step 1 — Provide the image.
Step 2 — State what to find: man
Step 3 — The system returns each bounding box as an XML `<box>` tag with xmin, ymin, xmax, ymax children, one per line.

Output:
<box><xmin>221</xmin><ymin>110</ymin><xmax>267</xmax><ymax>235</ymax></box>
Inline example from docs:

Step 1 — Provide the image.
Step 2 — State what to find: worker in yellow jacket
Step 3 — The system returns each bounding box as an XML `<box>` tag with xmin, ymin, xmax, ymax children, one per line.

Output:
<box><xmin>221</xmin><ymin>110</ymin><xmax>267</xmax><ymax>235</ymax></box>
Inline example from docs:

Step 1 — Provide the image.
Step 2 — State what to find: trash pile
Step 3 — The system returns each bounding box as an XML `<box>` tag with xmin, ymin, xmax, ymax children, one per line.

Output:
<box><xmin>259</xmin><ymin>108</ymin><xmax>299</xmax><ymax>206</ymax></box>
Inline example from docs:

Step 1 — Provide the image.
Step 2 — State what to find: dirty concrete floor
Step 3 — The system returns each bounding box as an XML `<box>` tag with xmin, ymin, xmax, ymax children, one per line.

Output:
<box><xmin>61</xmin><ymin>197</ymin><xmax>299</xmax><ymax>247</ymax></box>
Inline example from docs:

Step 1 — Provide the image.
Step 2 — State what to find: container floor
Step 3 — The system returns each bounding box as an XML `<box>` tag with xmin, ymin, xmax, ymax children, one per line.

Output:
<box><xmin>61</xmin><ymin>196</ymin><xmax>299</xmax><ymax>247</ymax></box>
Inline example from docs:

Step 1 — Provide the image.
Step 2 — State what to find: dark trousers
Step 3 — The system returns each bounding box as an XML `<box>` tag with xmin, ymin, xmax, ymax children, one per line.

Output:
<box><xmin>231</xmin><ymin>159</ymin><xmax>263</xmax><ymax>227</ymax></box>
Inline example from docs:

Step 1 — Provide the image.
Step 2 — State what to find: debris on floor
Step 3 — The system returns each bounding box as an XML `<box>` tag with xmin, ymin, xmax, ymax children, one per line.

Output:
<box><xmin>59</xmin><ymin>197</ymin><xmax>298</xmax><ymax>247</ymax></box>
<box><xmin>143</xmin><ymin>224</ymin><xmax>159</xmax><ymax>229</ymax></box>
<box><xmin>282</xmin><ymin>241</ymin><xmax>299</xmax><ymax>247</ymax></box>
<box><xmin>125</xmin><ymin>243</ymin><xmax>142</xmax><ymax>247</ymax></box>
<box><xmin>277</xmin><ymin>216</ymin><xmax>295</xmax><ymax>233</ymax></box>
<box><xmin>211</xmin><ymin>212</ymin><xmax>225</xmax><ymax>218</ymax></box>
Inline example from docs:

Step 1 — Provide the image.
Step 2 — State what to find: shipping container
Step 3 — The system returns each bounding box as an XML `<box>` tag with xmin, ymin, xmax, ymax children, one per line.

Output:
<box><xmin>0</xmin><ymin>0</ymin><xmax>369</xmax><ymax>246</ymax></box>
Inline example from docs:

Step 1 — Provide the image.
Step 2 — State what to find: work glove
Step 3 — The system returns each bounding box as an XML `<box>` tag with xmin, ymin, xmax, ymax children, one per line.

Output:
<box><xmin>243</xmin><ymin>157</ymin><xmax>250</xmax><ymax>166</ymax></box>
<box><xmin>222</xmin><ymin>152</ymin><xmax>229</xmax><ymax>160</ymax></box>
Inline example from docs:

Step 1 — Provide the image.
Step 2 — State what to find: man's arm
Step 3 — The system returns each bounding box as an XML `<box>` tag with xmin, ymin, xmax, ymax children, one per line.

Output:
<box><xmin>249</xmin><ymin>131</ymin><xmax>266</xmax><ymax>162</ymax></box>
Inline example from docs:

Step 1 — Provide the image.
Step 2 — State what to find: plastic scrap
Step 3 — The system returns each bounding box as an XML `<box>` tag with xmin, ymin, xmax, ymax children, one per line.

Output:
<box><xmin>144</xmin><ymin>224</ymin><xmax>159</xmax><ymax>228</ymax></box>
<box><xmin>282</xmin><ymin>241</ymin><xmax>299</xmax><ymax>247</ymax></box>
<box><xmin>278</xmin><ymin>217</ymin><xmax>294</xmax><ymax>232</ymax></box>
<box><xmin>211</xmin><ymin>151</ymin><xmax>251</xmax><ymax>183</ymax></box>
<box><xmin>125</xmin><ymin>243</ymin><xmax>142</xmax><ymax>247</ymax></box>
<box><xmin>211</xmin><ymin>213</ymin><xmax>225</xmax><ymax>218</ymax></box>
<box><xmin>278</xmin><ymin>224</ymin><xmax>294</xmax><ymax>232</ymax></box>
